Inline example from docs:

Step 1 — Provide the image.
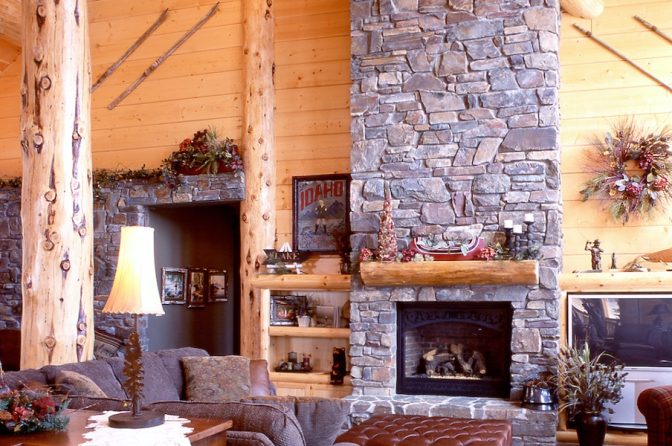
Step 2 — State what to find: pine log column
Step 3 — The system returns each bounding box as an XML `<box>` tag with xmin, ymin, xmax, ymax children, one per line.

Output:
<box><xmin>240</xmin><ymin>0</ymin><xmax>275</xmax><ymax>359</ymax></box>
<box><xmin>20</xmin><ymin>0</ymin><xmax>93</xmax><ymax>368</ymax></box>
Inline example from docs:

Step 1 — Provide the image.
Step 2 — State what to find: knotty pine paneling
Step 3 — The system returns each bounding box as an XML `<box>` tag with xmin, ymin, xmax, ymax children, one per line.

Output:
<box><xmin>0</xmin><ymin>0</ymin><xmax>244</xmax><ymax>176</ymax></box>
<box><xmin>273</xmin><ymin>0</ymin><xmax>351</xmax><ymax>248</ymax></box>
<box><xmin>559</xmin><ymin>0</ymin><xmax>672</xmax><ymax>275</ymax></box>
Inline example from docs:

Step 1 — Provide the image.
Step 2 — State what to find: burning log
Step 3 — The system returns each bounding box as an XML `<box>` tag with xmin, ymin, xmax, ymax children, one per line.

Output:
<box><xmin>422</xmin><ymin>344</ymin><xmax>487</xmax><ymax>378</ymax></box>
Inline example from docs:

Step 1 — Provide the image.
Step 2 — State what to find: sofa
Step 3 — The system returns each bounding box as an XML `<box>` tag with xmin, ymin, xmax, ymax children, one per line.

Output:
<box><xmin>2</xmin><ymin>347</ymin><xmax>348</xmax><ymax>446</ymax></box>
<box><xmin>638</xmin><ymin>385</ymin><xmax>672</xmax><ymax>446</ymax></box>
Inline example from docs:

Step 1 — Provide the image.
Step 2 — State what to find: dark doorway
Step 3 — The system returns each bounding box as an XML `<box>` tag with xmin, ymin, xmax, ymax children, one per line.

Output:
<box><xmin>147</xmin><ymin>204</ymin><xmax>240</xmax><ymax>355</ymax></box>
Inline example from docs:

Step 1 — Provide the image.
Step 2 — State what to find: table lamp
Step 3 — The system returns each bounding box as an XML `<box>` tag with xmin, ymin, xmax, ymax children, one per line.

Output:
<box><xmin>102</xmin><ymin>226</ymin><xmax>165</xmax><ymax>428</ymax></box>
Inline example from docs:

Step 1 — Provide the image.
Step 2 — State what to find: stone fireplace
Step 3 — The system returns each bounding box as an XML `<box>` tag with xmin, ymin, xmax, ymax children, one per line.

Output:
<box><xmin>348</xmin><ymin>0</ymin><xmax>561</xmax><ymax>444</ymax></box>
<box><xmin>397</xmin><ymin>301</ymin><xmax>512</xmax><ymax>398</ymax></box>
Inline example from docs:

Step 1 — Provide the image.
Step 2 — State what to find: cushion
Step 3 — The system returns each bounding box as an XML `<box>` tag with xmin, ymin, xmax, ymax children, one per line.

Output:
<box><xmin>54</xmin><ymin>370</ymin><xmax>107</xmax><ymax>397</ymax></box>
<box><xmin>93</xmin><ymin>330</ymin><xmax>124</xmax><ymax>359</ymax></box>
<box><xmin>147</xmin><ymin>400</ymin><xmax>306</xmax><ymax>446</ymax></box>
<box><xmin>106</xmin><ymin>352</ymin><xmax>180</xmax><ymax>404</ymax></box>
<box><xmin>1</xmin><ymin>369</ymin><xmax>48</xmax><ymax>390</ymax></box>
<box><xmin>249</xmin><ymin>359</ymin><xmax>274</xmax><ymax>396</ymax></box>
<box><xmin>41</xmin><ymin>359</ymin><xmax>126</xmax><ymax>399</ymax></box>
<box><xmin>181</xmin><ymin>355</ymin><xmax>251</xmax><ymax>402</ymax></box>
<box><xmin>243</xmin><ymin>396</ymin><xmax>348</xmax><ymax>446</ymax></box>
<box><xmin>156</xmin><ymin>347</ymin><xmax>209</xmax><ymax>398</ymax></box>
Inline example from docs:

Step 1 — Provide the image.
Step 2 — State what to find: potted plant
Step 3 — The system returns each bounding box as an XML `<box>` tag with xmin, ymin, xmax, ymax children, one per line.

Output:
<box><xmin>558</xmin><ymin>342</ymin><xmax>627</xmax><ymax>446</ymax></box>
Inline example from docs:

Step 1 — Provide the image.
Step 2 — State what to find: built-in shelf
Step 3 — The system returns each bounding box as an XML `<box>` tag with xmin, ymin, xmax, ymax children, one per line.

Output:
<box><xmin>359</xmin><ymin>260</ymin><xmax>539</xmax><ymax>286</ymax></box>
<box><xmin>560</xmin><ymin>271</ymin><xmax>672</xmax><ymax>292</ymax></box>
<box><xmin>251</xmin><ymin>274</ymin><xmax>351</xmax><ymax>291</ymax></box>
<box><xmin>270</xmin><ymin>371</ymin><xmax>352</xmax><ymax>386</ymax></box>
<box><xmin>269</xmin><ymin>326</ymin><xmax>350</xmax><ymax>339</ymax></box>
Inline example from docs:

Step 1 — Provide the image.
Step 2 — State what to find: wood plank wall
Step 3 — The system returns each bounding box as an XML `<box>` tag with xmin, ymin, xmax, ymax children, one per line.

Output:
<box><xmin>273</xmin><ymin>0</ymin><xmax>351</xmax><ymax>248</ymax></box>
<box><xmin>0</xmin><ymin>0</ymin><xmax>244</xmax><ymax>175</ymax></box>
<box><xmin>560</xmin><ymin>0</ymin><xmax>672</xmax><ymax>273</ymax></box>
<box><xmin>2</xmin><ymin>0</ymin><xmax>668</xmax><ymax>274</ymax></box>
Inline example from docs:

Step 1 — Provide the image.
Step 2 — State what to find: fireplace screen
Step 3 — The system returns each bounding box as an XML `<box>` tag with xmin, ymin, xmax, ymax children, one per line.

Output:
<box><xmin>397</xmin><ymin>302</ymin><xmax>512</xmax><ymax>398</ymax></box>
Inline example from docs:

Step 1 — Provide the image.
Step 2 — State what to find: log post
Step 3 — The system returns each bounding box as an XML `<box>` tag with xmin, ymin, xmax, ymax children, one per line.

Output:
<box><xmin>20</xmin><ymin>0</ymin><xmax>93</xmax><ymax>368</ymax></box>
<box><xmin>240</xmin><ymin>0</ymin><xmax>275</xmax><ymax>359</ymax></box>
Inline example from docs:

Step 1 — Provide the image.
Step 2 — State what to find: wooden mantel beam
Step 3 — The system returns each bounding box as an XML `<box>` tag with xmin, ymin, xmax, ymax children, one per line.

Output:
<box><xmin>20</xmin><ymin>0</ymin><xmax>94</xmax><ymax>368</ymax></box>
<box><xmin>240</xmin><ymin>0</ymin><xmax>275</xmax><ymax>359</ymax></box>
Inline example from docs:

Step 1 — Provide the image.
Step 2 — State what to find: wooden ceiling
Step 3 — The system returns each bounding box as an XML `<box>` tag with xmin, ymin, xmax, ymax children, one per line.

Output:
<box><xmin>0</xmin><ymin>0</ymin><xmax>20</xmax><ymax>73</ymax></box>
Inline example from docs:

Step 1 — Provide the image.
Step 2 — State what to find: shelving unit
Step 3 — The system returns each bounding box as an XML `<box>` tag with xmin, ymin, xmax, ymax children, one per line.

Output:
<box><xmin>253</xmin><ymin>274</ymin><xmax>352</xmax><ymax>398</ymax></box>
<box><xmin>269</xmin><ymin>326</ymin><xmax>350</xmax><ymax>339</ymax></box>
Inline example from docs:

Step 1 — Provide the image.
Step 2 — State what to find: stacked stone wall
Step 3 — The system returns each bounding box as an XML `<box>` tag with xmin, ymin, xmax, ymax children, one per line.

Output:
<box><xmin>0</xmin><ymin>174</ymin><xmax>244</xmax><ymax>344</ymax></box>
<box><xmin>349</xmin><ymin>1</ymin><xmax>562</xmax><ymax>443</ymax></box>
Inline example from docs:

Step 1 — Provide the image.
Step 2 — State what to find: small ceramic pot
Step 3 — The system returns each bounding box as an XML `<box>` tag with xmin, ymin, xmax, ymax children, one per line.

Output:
<box><xmin>297</xmin><ymin>315</ymin><xmax>311</xmax><ymax>328</ymax></box>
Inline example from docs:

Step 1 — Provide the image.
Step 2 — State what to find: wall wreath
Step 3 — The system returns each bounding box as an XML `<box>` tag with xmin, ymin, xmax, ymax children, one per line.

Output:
<box><xmin>580</xmin><ymin>120</ymin><xmax>672</xmax><ymax>224</ymax></box>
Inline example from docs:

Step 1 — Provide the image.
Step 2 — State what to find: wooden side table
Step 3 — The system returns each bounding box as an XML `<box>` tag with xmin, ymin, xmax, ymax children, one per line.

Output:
<box><xmin>0</xmin><ymin>410</ymin><xmax>233</xmax><ymax>446</ymax></box>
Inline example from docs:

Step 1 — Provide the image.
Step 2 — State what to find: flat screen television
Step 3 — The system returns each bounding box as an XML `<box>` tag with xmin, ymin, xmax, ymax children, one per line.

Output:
<box><xmin>568</xmin><ymin>292</ymin><xmax>672</xmax><ymax>368</ymax></box>
<box><xmin>568</xmin><ymin>292</ymin><xmax>672</xmax><ymax>428</ymax></box>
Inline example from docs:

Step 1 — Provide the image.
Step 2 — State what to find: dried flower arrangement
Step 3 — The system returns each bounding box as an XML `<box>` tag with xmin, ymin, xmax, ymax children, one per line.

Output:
<box><xmin>557</xmin><ymin>342</ymin><xmax>627</xmax><ymax>416</ymax></box>
<box><xmin>0</xmin><ymin>387</ymin><xmax>70</xmax><ymax>434</ymax></box>
<box><xmin>580</xmin><ymin>119</ymin><xmax>672</xmax><ymax>223</ymax></box>
<box><xmin>162</xmin><ymin>128</ymin><xmax>243</xmax><ymax>177</ymax></box>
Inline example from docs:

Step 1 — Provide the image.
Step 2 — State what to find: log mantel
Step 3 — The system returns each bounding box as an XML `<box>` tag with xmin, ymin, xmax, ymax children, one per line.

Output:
<box><xmin>359</xmin><ymin>260</ymin><xmax>539</xmax><ymax>287</ymax></box>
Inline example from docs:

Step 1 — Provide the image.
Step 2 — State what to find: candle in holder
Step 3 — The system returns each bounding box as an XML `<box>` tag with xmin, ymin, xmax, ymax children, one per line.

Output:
<box><xmin>524</xmin><ymin>213</ymin><xmax>534</xmax><ymax>223</ymax></box>
<box><xmin>513</xmin><ymin>224</ymin><xmax>523</xmax><ymax>234</ymax></box>
<box><xmin>503</xmin><ymin>219</ymin><xmax>513</xmax><ymax>229</ymax></box>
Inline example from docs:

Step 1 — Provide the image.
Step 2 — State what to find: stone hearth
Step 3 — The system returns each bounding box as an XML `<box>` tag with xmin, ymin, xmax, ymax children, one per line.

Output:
<box><xmin>348</xmin><ymin>0</ymin><xmax>561</xmax><ymax>444</ymax></box>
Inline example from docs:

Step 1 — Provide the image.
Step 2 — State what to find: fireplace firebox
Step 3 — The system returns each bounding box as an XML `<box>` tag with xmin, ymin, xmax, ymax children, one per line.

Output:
<box><xmin>397</xmin><ymin>302</ymin><xmax>513</xmax><ymax>398</ymax></box>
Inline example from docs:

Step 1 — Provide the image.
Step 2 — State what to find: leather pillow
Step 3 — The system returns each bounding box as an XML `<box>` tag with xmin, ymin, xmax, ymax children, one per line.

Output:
<box><xmin>182</xmin><ymin>356</ymin><xmax>251</xmax><ymax>402</ymax></box>
<box><xmin>54</xmin><ymin>370</ymin><xmax>107</xmax><ymax>398</ymax></box>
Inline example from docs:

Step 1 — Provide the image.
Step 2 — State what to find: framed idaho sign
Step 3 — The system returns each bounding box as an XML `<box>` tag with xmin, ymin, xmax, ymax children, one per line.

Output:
<box><xmin>292</xmin><ymin>174</ymin><xmax>350</xmax><ymax>253</ymax></box>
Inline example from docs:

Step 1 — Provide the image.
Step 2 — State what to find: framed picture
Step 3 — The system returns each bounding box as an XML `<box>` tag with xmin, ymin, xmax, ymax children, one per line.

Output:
<box><xmin>315</xmin><ymin>305</ymin><xmax>340</xmax><ymax>328</ymax></box>
<box><xmin>161</xmin><ymin>267</ymin><xmax>188</xmax><ymax>304</ymax></box>
<box><xmin>270</xmin><ymin>295</ymin><xmax>308</xmax><ymax>326</ymax></box>
<box><xmin>187</xmin><ymin>268</ymin><xmax>208</xmax><ymax>308</ymax></box>
<box><xmin>292</xmin><ymin>174</ymin><xmax>350</xmax><ymax>253</ymax></box>
<box><xmin>208</xmin><ymin>269</ymin><xmax>228</xmax><ymax>302</ymax></box>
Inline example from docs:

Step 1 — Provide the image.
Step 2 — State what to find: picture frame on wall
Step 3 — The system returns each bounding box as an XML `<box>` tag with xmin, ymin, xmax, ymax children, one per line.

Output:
<box><xmin>270</xmin><ymin>295</ymin><xmax>308</xmax><ymax>326</ymax></box>
<box><xmin>292</xmin><ymin>174</ymin><xmax>350</xmax><ymax>253</ymax></box>
<box><xmin>208</xmin><ymin>269</ymin><xmax>228</xmax><ymax>302</ymax></box>
<box><xmin>187</xmin><ymin>268</ymin><xmax>208</xmax><ymax>308</ymax></box>
<box><xmin>161</xmin><ymin>267</ymin><xmax>188</xmax><ymax>304</ymax></box>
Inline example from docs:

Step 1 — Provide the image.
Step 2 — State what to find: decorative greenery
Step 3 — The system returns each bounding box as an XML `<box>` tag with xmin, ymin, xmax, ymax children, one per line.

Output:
<box><xmin>162</xmin><ymin>128</ymin><xmax>243</xmax><ymax>178</ymax></box>
<box><xmin>557</xmin><ymin>342</ymin><xmax>627</xmax><ymax>417</ymax></box>
<box><xmin>0</xmin><ymin>127</ymin><xmax>243</xmax><ymax>196</ymax></box>
<box><xmin>580</xmin><ymin>119</ymin><xmax>672</xmax><ymax>223</ymax></box>
<box><xmin>0</xmin><ymin>387</ymin><xmax>70</xmax><ymax>434</ymax></box>
<box><xmin>376</xmin><ymin>198</ymin><xmax>398</xmax><ymax>261</ymax></box>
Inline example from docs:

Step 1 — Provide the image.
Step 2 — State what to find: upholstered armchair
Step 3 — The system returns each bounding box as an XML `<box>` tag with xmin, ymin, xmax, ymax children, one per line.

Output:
<box><xmin>637</xmin><ymin>385</ymin><xmax>672</xmax><ymax>446</ymax></box>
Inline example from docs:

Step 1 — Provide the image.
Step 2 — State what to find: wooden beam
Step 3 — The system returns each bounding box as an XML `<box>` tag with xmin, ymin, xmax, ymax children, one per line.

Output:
<box><xmin>560</xmin><ymin>0</ymin><xmax>604</xmax><ymax>19</ymax></box>
<box><xmin>240</xmin><ymin>0</ymin><xmax>275</xmax><ymax>360</ymax></box>
<box><xmin>20</xmin><ymin>0</ymin><xmax>93</xmax><ymax>368</ymax></box>
<box><xmin>560</xmin><ymin>271</ymin><xmax>672</xmax><ymax>292</ymax></box>
<box><xmin>360</xmin><ymin>261</ymin><xmax>539</xmax><ymax>287</ymax></box>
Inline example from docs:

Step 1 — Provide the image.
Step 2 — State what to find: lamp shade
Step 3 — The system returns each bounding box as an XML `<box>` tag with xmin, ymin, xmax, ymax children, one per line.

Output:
<box><xmin>103</xmin><ymin>226</ymin><xmax>164</xmax><ymax>316</ymax></box>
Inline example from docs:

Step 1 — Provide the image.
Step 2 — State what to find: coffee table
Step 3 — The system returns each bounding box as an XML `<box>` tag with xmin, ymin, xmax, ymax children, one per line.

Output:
<box><xmin>0</xmin><ymin>410</ymin><xmax>233</xmax><ymax>446</ymax></box>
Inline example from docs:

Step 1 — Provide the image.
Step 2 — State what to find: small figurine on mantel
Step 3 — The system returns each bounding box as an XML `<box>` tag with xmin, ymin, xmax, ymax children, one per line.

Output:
<box><xmin>611</xmin><ymin>252</ymin><xmax>617</xmax><ymax>270</ymax></box>
<box><xmin>585</xmin><ymin>239</ymin><xmax>604</xmax><ymax>271</ymax></box>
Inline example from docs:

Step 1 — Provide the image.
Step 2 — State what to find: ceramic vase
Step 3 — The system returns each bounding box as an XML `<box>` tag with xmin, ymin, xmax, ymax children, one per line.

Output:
<box><xmin>575</xmin><ymin>411</ymin><xmax>607</xmax><ymax>446</ymax></box>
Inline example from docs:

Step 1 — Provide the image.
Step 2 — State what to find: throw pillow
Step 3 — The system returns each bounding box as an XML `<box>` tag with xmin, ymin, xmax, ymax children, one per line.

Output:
<box><xmin>242</xmin><ymin>395</ymin><xmax>349</xmax><ymax>446</ymax></box>
<box><xmin>54</xmin><ymin>370</ymin><xmax>107</xmax><ymax>398</ymax></box>
<box><xmin>181</xmin><ymin>356</ymin><xmax>251</xmax><ymax>402</ymax></box>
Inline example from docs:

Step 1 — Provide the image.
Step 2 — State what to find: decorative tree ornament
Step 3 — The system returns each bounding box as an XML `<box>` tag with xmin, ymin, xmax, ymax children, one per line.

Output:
<box><xmin>580</xmin><ymin>120</ymin><xmax>672</xmax><ymax>224</ymax></box>
<box><xmin>376</xmin><ymin>198</ymin><xmax>398</xmax><ymax>261</ymax></box>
